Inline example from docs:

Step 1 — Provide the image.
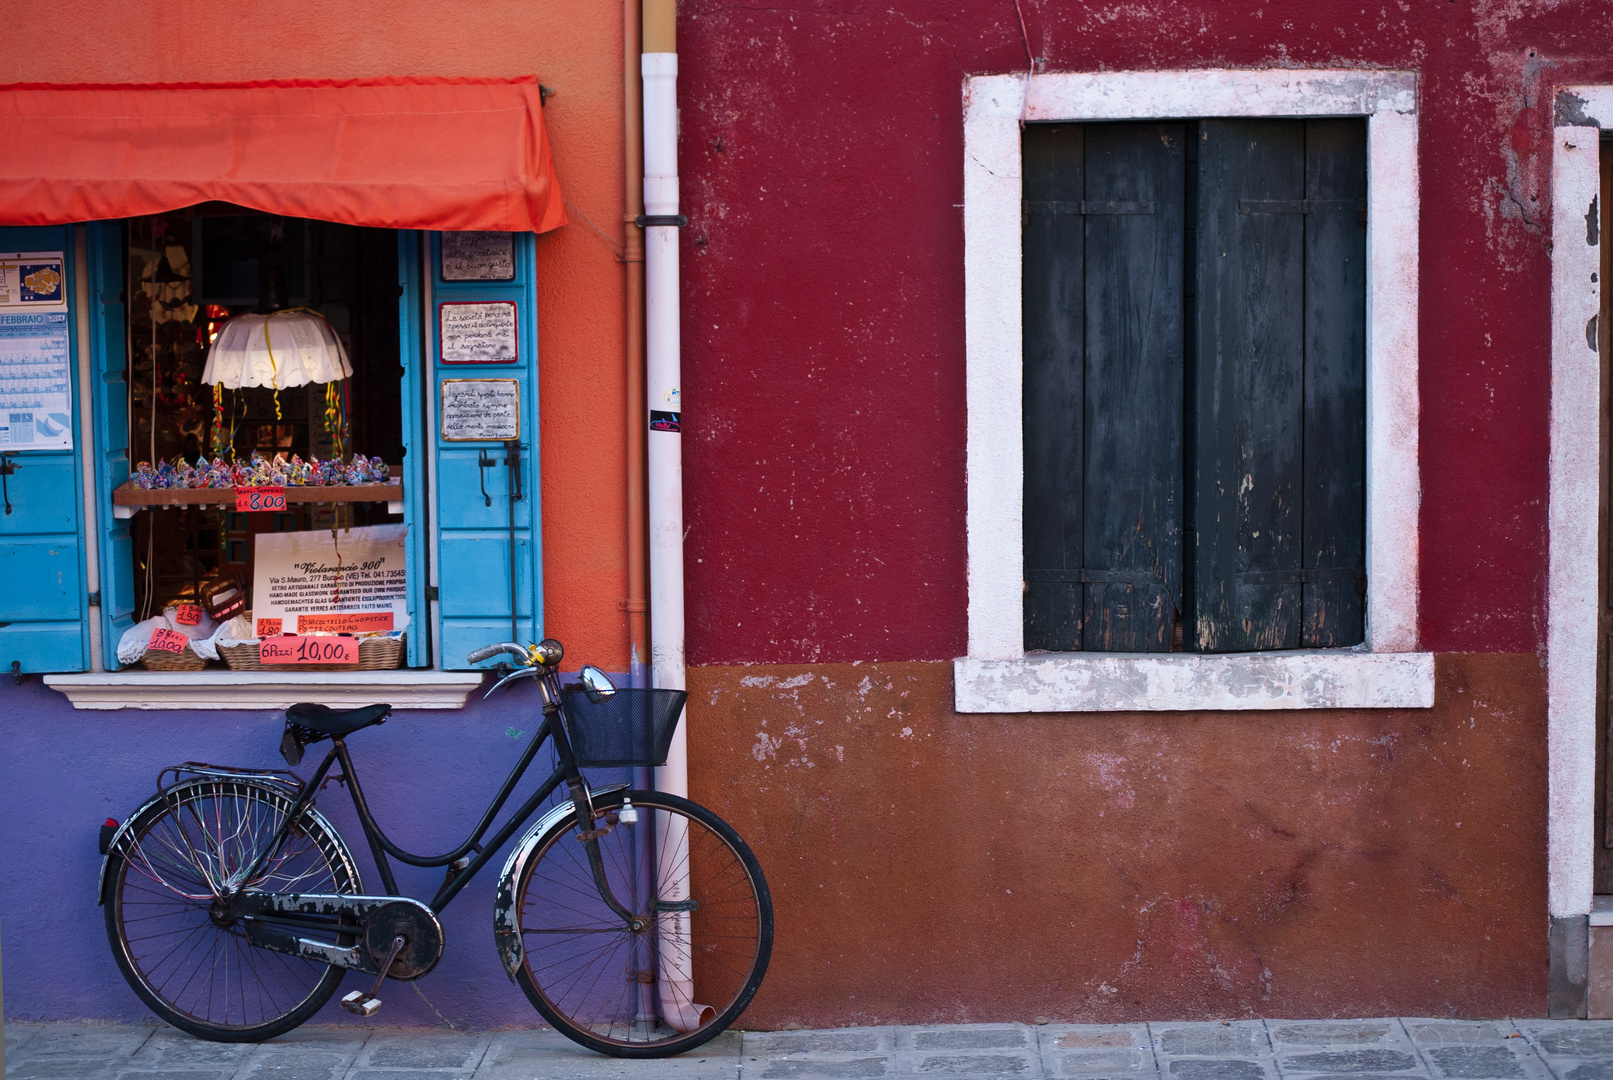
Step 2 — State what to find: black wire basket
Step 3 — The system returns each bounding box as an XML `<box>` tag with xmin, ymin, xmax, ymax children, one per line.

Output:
<box><xmin>559</xmin><ymin>687</ymin><xmax>688</xmax><ymax>768</ymax></box>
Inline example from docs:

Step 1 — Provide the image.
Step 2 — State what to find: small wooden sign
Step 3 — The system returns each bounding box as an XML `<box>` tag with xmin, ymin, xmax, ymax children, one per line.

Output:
<box><xmin>297</xmin><ymin>611</ymin><xmax>395</xmax><ymax>634</ymax></box>
<box><xmin>259</xmin><ymin>635</ymin><xmax>360</xmax><ymax>665</ymax></box>
<box><xmin>440</xmin><ymin>379</ymin><xmax>520</xmax><ymax>441</ymax></box>
<box><xmin>172</xmin><ymin>604</ymin><xmax>203</xmax><ymax>626</ymax></box>
<box><xmin>440</xmin><ymin>233</ymin><xmax>516</xmax><ymax>281</ymax></box>
<box><xmin>148</xmin><ymin>627</ymin><xmax>190</xmax><ymax>654</ymax></box>
<box><xmin>236</xmin><ymin>486</ymin><xmax>287</xmax><ymax>512</ymax></box>
<box><xmin>439</xmin><ymin>301</ymin><xmax>518</xmax><ymax>364</ymax></box>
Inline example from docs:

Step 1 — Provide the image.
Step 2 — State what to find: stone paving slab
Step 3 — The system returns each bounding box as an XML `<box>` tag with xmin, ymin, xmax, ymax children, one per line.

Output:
<box><xmin>13</xmin><ymin>1018</ymin><xmax>1613</xmax><ymax>1079</ymax></box>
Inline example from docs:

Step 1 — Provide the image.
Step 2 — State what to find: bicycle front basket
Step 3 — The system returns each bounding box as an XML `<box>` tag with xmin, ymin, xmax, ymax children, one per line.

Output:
<box><xmin>559</xmin><ymin>687</ymin><xmax>687</xmax><ymax>768</ymax></box>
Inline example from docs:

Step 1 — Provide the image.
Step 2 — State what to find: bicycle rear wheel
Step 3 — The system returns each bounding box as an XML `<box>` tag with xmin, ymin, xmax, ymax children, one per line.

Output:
<box><xmin>103</xmin><ymin>777</ymin><xmax>362</xmax><ymax>1041</ymax></box>
<box><xmin>513</xmin><ymin>789</ymin><xmax>773</xmax><ymax>1057</ymax></box>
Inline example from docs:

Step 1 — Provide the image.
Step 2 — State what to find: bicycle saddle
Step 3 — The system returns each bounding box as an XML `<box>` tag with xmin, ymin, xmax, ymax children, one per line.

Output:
<box><xmin>285</xmin><ymin>702</ymin><xmax>392</xmax><ymax>737</ymax></box>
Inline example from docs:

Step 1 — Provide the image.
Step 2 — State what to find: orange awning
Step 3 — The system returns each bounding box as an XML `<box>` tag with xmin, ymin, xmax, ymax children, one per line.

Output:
<box><xmin>0</xmin><ymin>77</ymin><xmax>566</xmax><ymax>233</ymax></box>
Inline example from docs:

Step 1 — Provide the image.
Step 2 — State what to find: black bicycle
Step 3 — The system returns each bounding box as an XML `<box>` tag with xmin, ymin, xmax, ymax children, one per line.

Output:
<box><xmin>97</xmin><ymin>638</ymin><xmax>773</xmax><ymax>1057</ymax></box>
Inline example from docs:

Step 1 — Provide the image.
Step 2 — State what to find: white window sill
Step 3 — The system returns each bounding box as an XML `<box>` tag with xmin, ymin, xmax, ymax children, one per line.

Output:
<box><xmin>43</xmin><ymin>670</ymin><xmax>485</xmax><ymax>711</ymax></box>
<box><xmin>953</xmin><ymin>650</ymin><xmax>1436</xmax><ymax>713</ymax></box>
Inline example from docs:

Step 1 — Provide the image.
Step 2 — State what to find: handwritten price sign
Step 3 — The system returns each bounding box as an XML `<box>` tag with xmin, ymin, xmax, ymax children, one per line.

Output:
<box><xmin>297</xmin><ymin>611</ymin><xmax>394</xmax><ymax>634</ymax></box>
<box><xmin>236</xmin><ymin>486</ymin><xmax>287</xmax><ymax>512</ymax></box>
<box><xmin>172</xmin><ymin>604</ymin><xmax>203</xmax><ymax>626</ymax></box>
<box><xmin>148</xmin><ymin>627</ymin><xmax>190</xmax><ymax>654</ymax></box>
<box><xmin>258</xmin><ymin>635</ymin><xmax>360</xmax><ymax>665</ymax></box>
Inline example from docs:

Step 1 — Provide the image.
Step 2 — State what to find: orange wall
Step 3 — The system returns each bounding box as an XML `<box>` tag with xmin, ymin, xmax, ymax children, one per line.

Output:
<box><xmin>0</xmin><ymin>0</ymin><xmax>632</xmax><ymax>670</ymax></box>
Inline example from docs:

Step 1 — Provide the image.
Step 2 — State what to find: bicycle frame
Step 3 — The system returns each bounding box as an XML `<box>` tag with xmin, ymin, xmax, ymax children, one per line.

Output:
<box><xmin>231</xmin><ymin>665</ymin><xmax>631</xmax><ymax>921</ymax></box>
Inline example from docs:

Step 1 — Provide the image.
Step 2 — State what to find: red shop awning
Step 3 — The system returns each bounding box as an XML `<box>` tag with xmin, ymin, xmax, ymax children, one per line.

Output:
<box><xmin>0</xmin><ymin>76</ymin><xmax>566</xmax><ymax>233</ymax></box>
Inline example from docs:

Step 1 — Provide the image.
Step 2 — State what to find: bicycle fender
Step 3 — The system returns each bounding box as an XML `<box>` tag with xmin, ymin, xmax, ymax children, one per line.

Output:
<box><xmin>96</xmin><ymin>778</ymin><xmax>351</xmax><ymax>906</ymax></box>
<box><xmin>493</xmin><ymin>782</ymin><xmax>631</xmax><ymax>980</ymax></box>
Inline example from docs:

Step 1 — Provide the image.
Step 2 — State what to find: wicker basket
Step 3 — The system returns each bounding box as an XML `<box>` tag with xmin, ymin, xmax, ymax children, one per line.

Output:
<box><xmin>219</xmin><ymin>635</ymin><xmax>405</xmax><ymax>672</ymax></box>
<box><xmin>141</xmin><ymin>645</ymin><xmax>210</xmax><ymax>671</ymax></box>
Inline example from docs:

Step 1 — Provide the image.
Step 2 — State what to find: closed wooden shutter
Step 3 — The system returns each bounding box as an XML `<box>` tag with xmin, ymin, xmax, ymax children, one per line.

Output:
<box><xmin>1191</xmin><ymin>119</ymin><xmax>1366</xmax><ymax>651</ymax></box>
<box><xmin>1023</xmin><ymin>123</ymin><xmax>1186</xmax><ymax>652</ymax></box>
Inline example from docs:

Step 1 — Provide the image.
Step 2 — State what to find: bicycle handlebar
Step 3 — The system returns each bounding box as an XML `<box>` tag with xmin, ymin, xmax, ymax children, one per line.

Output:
<box><xmin>467</xmin><ymin>642</ymin><xmax>527</xmax><ymax>666</ymax></box>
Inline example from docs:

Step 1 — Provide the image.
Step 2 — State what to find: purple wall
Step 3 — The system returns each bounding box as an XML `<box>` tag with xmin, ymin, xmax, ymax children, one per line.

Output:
<box><xmin>0</xmin><ymin>674</ymin><xmax>626</xmax><ymax>1030</ymax></box>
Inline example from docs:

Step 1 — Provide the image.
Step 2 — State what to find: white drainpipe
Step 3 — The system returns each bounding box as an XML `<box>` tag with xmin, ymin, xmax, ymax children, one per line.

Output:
<box><xmin>644</xmin><ymin>48</ymin><xmax>685</xmax><ymax>791</ymax></box>
<box><xmin>643</xmin><ymin>27</ymin><xmax>711</xmax><ymax>1035</ymax></box>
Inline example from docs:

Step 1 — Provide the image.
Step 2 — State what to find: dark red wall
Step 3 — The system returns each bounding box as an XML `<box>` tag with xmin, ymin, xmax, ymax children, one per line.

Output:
<box><xmin>677</xmin><ymin>0</ymin><xmax>1613</xmax><ymax>664</ymax></box>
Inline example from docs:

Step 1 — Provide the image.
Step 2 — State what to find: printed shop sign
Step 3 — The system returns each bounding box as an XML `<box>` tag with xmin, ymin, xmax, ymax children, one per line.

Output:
<box><xmin>0</xmin><ymin>252</ymin><xmax>72</xmax><ymax>451</ymax></box>
<box><xmin>252</xmin><ymin>524</ymin><xmax>407</xmax><ymax>638</ymax></box>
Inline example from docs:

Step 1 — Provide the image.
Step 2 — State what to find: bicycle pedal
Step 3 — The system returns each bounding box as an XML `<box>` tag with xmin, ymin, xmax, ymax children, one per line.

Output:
<box><xmin>341</xmin><ymin>990</ymin><xmax>382</xmax><ymax>1017</ymax></box>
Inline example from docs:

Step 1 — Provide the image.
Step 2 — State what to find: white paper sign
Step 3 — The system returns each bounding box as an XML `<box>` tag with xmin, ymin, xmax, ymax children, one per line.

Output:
<box><xmin>253</xmin><ymin>524</ymin><xmax>409</xmax><ymax>636</ymax></box>
<box><xmin>0</xmin><ymin>252</ymin><xmax>68</xmax><ymax>312</ymax></box>
<box><xmin>440</xmin><ymin>379</ymin><xmax>520</xmax><ymax>441</ymax></box>
<box><xmin>0</xmin><ymin>312</ymin><xmax>73</xmax><ymax>450</ymax></box>
<box><xmin>441</xmin><ymin>233</ymin><xmax>516</xmax><ymax>281</ymax></box>
<box><xmin>439</xmin><ymin>301</ymin><xmax>517</xmax><ymax>364</ymax></box>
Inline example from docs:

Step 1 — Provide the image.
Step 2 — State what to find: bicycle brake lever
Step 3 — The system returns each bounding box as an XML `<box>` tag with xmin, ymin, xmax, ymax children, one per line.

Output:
<box><xmin>484</xmin><ymin>664</ymin><xmax>540</xmax><ymax>699</ymax></box>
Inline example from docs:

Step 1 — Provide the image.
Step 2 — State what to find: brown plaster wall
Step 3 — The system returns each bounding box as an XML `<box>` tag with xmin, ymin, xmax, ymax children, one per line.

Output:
<box><xmin>687</xmin><ymin>653</ymin><xmax>1547</xmax><ymax>1026</ymax></box>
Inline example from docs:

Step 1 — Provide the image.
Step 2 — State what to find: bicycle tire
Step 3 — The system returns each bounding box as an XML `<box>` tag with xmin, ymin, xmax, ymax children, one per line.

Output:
<box><xmin>103</xmin><ymin>777</ymin><xmax>362</xmax><ymax>1041</ymax></box>
<box><xmin>512</xmin><ymin>789</ymin><xmax>773</xmax><ymax>1057</ymax></box>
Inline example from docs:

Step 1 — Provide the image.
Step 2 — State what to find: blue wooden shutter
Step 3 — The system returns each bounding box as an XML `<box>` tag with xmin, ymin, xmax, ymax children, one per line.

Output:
<box><xmin>397</xmin><ymin>232</ymin><xmax>431</xmax><ymax>667</ymax></box>
<box><xmin>0</xmin><ymin>226</ymin><xmax>89</xmax><ymax>673</ymax></box>
<box><xmin>87</xmin><ymin>222</ymin><xmax>136</xmax><ymax>668</ymax></box>
<box><xmin>427</xmin><ymin>232</ymin><xmax>542</xmax><ymax>670</ymax></box>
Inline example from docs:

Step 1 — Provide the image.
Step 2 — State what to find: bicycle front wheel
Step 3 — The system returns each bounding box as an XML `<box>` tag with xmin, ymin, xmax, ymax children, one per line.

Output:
<box><xmin>513</xmin><ymin>789</ymin><xmax>773</xmax><ymax>1057</ymax></box>
<box><xmin>103</xmin><ymin>777</ymin><xmax>362</xmax><ymax>1042</ymax></box>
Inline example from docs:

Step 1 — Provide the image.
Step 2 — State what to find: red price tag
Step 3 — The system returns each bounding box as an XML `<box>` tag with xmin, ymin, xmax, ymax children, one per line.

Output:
<box><xmin>235</xmin><ymin>486</ymin><xmax>287</xmax><ymax>512</ymax></box>
<box><xmin>297</xmin><ymin>611</ymin><xmax>395</xmax><ymax>634</ymax></box>
<box><xmin>173</xmin><ymin>604</ymin><xmax>203</xmax><ymax>626</ymax></box>
<box><xmin>148</xmin><ymin>627</ymin><xmax>189</xmax><ymax>654</ymax></box>
<box><xmin>259</xmin><ymin>635</ymin><xmax>360</xmax><ymax>665</ymax></box>
<box><xmin>256</xmin><ymin>618</ymin><xmax>283</xmax><ymax>637</ymax></box>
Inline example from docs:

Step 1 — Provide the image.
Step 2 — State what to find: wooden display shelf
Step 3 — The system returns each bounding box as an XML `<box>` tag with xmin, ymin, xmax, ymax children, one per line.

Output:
<box><xmin>113</xmin><ymin>479</ymin><xmax>402</xmax><ymax>508</ymax></box>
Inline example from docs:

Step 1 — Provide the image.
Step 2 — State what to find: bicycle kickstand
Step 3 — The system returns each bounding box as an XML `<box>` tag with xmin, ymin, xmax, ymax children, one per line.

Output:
<box><xmin>342</xmin><ymin>934</ymin><xmax>407</xmax><ymax>1017</ymax></box>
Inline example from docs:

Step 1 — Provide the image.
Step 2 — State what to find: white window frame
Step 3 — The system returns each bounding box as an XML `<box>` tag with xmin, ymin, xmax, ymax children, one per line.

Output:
<box><xmin>1546</xmin><ymin>85</ymin><xmax>1611</xmax><ymax>921</ymax></box>
<box><xmin>956</xmin><ymin>69</ymin><xmax>1433</xmax><ymax>713</ymax></box>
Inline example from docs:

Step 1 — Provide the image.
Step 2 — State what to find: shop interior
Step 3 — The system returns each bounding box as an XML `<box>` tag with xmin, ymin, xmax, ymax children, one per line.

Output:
<box><xmin>124</xmin><ymin>208</ymin><xmax>404</xmax><ymax>622</ymax></box>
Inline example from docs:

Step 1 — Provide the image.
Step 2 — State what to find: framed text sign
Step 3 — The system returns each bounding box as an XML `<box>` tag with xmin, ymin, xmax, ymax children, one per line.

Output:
<box><xmin>439</xmin><ymin>301</ymin><xmax>518</xmax><ymax>364</ymax></box>
<box><xmin>440</xmin><ymin>233</ymin><xmax>516</xmax><ymax>281</ymax></box>
<box><xmin>440</xmin><ymin>378</ymin><xmax>520</xmax><ymax>442</ymax></box>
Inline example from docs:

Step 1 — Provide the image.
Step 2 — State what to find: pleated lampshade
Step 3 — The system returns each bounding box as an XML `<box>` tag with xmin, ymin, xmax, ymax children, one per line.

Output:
<box><xmin>202</xmin><ymin>310</ymin><xmax>352</xmax><ymax>389</ymax></box>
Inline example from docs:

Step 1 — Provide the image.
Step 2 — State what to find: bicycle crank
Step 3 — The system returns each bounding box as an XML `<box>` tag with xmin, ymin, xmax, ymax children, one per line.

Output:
<box><xmin>343</xmin><ymin>934</ymin><xmax>407</xmax><ymax>1016</ymax></box>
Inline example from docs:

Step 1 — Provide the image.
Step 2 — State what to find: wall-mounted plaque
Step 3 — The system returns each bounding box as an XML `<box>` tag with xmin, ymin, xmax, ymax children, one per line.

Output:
<box><xmin>440</xmin><ymin>232</ymin><xmax>516</xmax><ymax>281</ymax></box>
<box><xmin>439</xmin><ymin>301</ymin><xmax>518</xmax><ymax>364</ymax></box>
<box><xmin>440</xmin><ymin>378</ymin><xmax>520</xmax><ymax>442</ymax></box>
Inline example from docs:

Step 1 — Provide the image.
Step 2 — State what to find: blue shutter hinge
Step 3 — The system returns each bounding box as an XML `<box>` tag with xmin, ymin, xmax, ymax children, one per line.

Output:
<box><xmin>0</xmin><ymin>452</ymin><xmax>17</xmax><ymax>515</ymax></box>
<box><xmin>425</xmin><ymin>586</ymin><xmax>439</xmax><ymax>602</ymax></box>
<box><xmin>11</xmin><ymin>660</ymin><xmax>26</xmax><ymax>685</ymax></box>
<box><xmin>87</xmin><ymin>591</ymin><xmax>101</xmax><ymax>608</ymax></box>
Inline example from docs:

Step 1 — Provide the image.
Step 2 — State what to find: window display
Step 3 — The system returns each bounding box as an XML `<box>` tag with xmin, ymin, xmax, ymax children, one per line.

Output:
<box><xmin>114</xmin><ymin>210</ymin><xmax>406</xmax><ymax>669</ymax></box>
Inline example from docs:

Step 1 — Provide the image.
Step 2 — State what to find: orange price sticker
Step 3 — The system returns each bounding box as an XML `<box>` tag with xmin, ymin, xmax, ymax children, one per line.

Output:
<box><xmin>297</xmin><ymin>611</ymin><xmax>395</xmax><ymax>634</ymax></box>
<box><xmin>256</xmin><ymin>618</ymin><xmax>283</xmax><ymax>637</ymax></box>
<box><xmin>236</xmin><ymin>486</ymin><xmax>287</xmax><ymax>512</ymax></box>
<box><xmin>148</xmin><ymin>627</ymin><xmax>190</xmax><ymax>654</ymax></box>
<box><xmin>259</xmin><ymin>635</ymin><xmax>360</xmax><ymax>666</ymax></box>
<box><xmin>173</xmin><ymin>604</ymin><xmax>203</xmax><ymax>626</ymax></box>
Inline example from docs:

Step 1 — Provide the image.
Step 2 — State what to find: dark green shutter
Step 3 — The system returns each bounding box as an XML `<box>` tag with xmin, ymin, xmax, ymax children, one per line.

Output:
<box><xmin>1191</xmin><ymin>119</ymin><xmax>1365</xmax><ymax>651</ymax></box>
<box><xmin>1023</xmin><ymin>123</ymin><xmax>1185</xmax><ymax>652</ymax></box>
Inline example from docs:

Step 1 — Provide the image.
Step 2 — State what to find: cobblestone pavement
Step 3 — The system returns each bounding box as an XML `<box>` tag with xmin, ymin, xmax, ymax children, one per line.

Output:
<box><xmin>7</xmin><ymin>1018</ymin><xmax>1613</xmax><ymax>1080</ymax></box>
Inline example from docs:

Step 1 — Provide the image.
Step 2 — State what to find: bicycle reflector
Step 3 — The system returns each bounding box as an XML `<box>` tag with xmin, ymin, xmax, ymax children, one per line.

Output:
<box><xmin>99</xmin><ymin>818</ymin><xmax>119</xmax><ymax>854</ymax></box>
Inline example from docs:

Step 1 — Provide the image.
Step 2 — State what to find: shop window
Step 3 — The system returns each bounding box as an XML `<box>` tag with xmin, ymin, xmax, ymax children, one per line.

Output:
<box><xmin>0</xmin><ymin>215</ymin><xmax>544</xmax><ymax>681</ymax></box>
<box><xmin>1022</xmin><ymin>119</ymin><xmax>1366</xmax><ymax>654</ymax></box>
